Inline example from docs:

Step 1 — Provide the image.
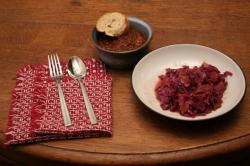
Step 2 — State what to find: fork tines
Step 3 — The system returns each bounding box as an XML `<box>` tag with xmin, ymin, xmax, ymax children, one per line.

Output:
<box><xmin>48</xmin><ymin>53</ymin><xmax>63</xmax><ymax>78</ymax></box>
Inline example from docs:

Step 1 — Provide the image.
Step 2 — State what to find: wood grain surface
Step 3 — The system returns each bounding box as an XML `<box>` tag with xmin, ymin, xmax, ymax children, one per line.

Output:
<box><xmin>0</xmin><ymin>0</ymin><xmax>249</xmax><ymax>165</ymax></box>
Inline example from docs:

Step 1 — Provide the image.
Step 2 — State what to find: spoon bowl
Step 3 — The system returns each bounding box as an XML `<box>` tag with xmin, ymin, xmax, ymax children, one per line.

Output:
<box><xmin>67</xmin><ymin>56</ymin><xmax>87</xmax><ymax>79</ymax></box>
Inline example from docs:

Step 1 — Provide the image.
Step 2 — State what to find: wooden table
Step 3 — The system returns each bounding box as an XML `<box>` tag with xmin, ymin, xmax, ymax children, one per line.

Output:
<box><xmin>0</xmin><ymin>0</ymin><xmax>249</xmax><ymax>165</ymax></box>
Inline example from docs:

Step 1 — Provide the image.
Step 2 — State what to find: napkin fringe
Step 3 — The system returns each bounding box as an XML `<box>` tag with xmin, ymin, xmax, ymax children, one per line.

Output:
<box><xmin>4</xmin><ymin>65</ymin><xmax>35</xmax><ymax>145</ymax></box>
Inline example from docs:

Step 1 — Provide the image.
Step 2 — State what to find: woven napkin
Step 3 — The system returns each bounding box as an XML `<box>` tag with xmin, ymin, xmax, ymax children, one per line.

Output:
<box><xmin>4</xmin><ymin>58</ymin><xmax>112</xmax><ymax>145</ymax></box>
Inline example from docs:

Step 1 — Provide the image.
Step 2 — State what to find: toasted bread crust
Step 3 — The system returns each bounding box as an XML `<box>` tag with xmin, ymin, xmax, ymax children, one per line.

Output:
<box><xmin>96</xmin><ymin>12</ymin><xmax>129</xmax><ymax>37</ymax></box>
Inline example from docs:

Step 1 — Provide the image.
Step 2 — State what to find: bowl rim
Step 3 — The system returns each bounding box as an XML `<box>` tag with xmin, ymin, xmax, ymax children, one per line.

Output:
<box><xmin>91</xmin><ymin>16</ymin><xmax>153</xmax><ymax>54</ymax></box>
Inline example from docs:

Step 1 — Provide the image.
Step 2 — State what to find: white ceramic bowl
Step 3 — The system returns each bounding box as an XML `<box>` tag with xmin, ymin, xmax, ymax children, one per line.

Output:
<box><xmin>132</xmin><ymin>44</ymin><xmax>246</xmax><ymax>121</ymax></box>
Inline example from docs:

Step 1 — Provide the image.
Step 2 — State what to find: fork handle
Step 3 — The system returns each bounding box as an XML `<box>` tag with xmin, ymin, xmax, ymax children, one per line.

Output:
<box><xmin>56</xmin><ymin>80</ymin><xmax>72</xmax><ymax>127</ymax></box>
<box><xmin>79</xmin><ymin>80</ymin><xmax>97</xmax><ymax>124</ymax></box>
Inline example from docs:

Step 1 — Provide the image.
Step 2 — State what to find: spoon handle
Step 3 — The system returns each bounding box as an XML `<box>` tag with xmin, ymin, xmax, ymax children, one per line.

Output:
<box><xmin>79</xmin><ymin>80</ymin><xmax>97</xmax><ymax>124</ymax></box>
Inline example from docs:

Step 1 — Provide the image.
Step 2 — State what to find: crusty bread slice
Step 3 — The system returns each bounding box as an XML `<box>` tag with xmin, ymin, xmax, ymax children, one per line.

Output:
<box><xmin>96</xmin><ymin>12</ymin><xmax>129</xmax><ymax>37</ymax></box>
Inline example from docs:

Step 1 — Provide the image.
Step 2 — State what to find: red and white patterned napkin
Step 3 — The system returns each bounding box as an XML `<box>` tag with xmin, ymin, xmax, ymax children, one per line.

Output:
<box><xmin>4</xmin><ymin>58</ymin><xmax>112</xmax><ymax>145</ymax></box>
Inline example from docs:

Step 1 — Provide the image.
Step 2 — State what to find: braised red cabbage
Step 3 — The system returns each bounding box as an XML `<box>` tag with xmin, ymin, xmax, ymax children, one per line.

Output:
<box><xmin>155</xmin><ymin>63</ymin><xmax>232</xmax><ymax>117</ymax></box>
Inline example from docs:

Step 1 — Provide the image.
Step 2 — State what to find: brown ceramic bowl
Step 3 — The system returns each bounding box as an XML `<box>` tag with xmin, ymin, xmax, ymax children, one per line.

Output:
<box><xmin>92</xmin><ymin>16</ymin><xmax>153</xmax><ymax>69</ymax></box>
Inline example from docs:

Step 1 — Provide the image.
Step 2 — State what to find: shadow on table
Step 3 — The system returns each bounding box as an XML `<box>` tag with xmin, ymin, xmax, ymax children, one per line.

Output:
<box><xmin>137</xmin><ymin>97</ymin><xmax>246</xmax><ymax>139</ymax></box>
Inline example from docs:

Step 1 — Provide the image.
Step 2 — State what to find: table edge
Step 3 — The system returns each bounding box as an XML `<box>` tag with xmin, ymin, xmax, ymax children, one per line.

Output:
<box><xmin>2</xmin><ymin>133</ymin><xmax>248</xmax><ymax>165</ymax></box>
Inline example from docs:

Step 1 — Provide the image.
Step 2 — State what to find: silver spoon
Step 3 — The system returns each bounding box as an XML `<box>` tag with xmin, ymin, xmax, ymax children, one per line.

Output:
<box><xmin>67</xmin><ymin>56</ymin><xmax>97</xmax><ymax>124</ymax></box>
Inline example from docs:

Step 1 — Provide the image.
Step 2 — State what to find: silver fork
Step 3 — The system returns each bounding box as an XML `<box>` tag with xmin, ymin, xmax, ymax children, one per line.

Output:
<box><xmin>48</xmin><ymin>54</ymin><xmax>72</xmax><ymax>127</ymax></box>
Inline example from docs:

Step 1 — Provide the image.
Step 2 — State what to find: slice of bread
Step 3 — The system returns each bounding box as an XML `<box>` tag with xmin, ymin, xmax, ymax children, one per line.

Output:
<box><xmin>96</xmin><ymin>12</ymin><xmax>129</xmax><ymax>37</ymax></box>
